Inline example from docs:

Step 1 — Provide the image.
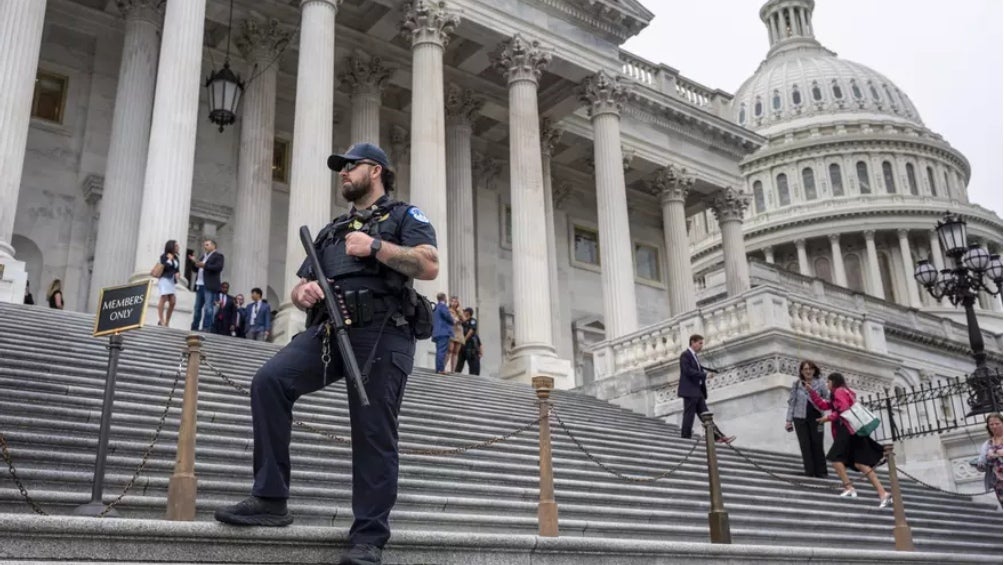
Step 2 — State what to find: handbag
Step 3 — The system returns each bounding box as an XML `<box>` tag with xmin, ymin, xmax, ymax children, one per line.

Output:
<box><xmin>841</xmin><ymin>401</ymin><xmax>881</xmax><ymax>436</ymax></box>
<box><xmin>150</xmin><ymin>262</ymin><xmax>164</xmax><ymax>278</ymax></box>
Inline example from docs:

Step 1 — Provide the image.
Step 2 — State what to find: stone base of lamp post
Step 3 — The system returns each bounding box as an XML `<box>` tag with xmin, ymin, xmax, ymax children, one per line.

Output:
<box><xmin>500</xmin><ymin>350</ymin><xmax>574</xmax><ymax>390</ymax></box>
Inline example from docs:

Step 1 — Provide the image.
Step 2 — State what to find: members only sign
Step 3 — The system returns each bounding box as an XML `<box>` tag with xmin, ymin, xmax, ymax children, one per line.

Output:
<box><xmin>93</xmin><ymin>281</ymin><xmax>151</xmax><ymax>337</ymax></box>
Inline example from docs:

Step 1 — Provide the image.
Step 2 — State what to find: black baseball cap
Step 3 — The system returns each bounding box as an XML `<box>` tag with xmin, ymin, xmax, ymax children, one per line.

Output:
<box><xmin>327</xmin><ymin>142</ymin><xmax>392</xmax><ymax>172</ymax></box>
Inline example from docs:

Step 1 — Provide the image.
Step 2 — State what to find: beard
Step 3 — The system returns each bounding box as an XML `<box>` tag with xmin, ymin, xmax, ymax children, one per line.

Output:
<box><xmin>341</xmin><ymin>174</ymin><xmax>372</xmax><ymax>203</ymax></box>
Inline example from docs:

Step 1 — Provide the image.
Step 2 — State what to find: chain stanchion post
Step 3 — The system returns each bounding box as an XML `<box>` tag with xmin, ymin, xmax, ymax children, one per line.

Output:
<box><xmin>700</xmin><ymin>411</ymin><xmax>731</xmax><ymax>544</ymax></box>
<box><xmin>884</xmin><ymin>445</ymin><xmax>914</xmax><ymax>551</ymax></box>
<box><xmin>533</xmin><ymin>376</ymin><xmax>558</xmax><ymax>537</ymax></box>
<box><xmin>166</xmin><ymin>334</ymin><xmax>203</xmax><ymax>521</ymax></box>
<box><xmin>74</xmin><ymin>333</ymin><xmax>125</xmax><ymax>517</ymax></box>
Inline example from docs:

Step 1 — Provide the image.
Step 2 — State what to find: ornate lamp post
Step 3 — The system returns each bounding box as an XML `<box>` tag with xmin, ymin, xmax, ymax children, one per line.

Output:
<box><xmin>914</xmin><ymin>213</ymin><xmax>1003</xmax><ymax>416</ymax></box>
<box><xmin>205</xmin><ymin>0</ymin><xmax>244</xmax><ymax>132</ymax></box>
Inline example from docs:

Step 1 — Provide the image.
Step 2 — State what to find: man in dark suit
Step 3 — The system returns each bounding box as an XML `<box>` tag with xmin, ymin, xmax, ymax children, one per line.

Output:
<box><xmin>678</xmin><ymin>334</ymin><xmax>735</xmax><ymax>444</ymax></box>
<box><xmin>213</xmin><ymin>282</ymin><xmax>237</xmax><ymax>336</ymax></box>
<box><xmin>191</xmin><ymin>238</ymin><xmax>225</xmax><ymax>331</ymax></box>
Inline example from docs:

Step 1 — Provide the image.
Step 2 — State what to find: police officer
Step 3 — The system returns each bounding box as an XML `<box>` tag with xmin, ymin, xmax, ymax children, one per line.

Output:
<box><xmin>214</xmin><ymin>142</ymin><xmax>439</xmax><ymax>565</ymax></box>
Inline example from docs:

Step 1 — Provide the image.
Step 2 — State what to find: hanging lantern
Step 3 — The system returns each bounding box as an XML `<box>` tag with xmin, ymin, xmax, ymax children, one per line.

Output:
<box><xmin>206</xmin><ymin>61</ymin><xmax>244</xmax><ymax>132</ymax></box>
<box><xmin>935</xmin><ymin>212</ymin><xmax>968</xmax><ymax>257</ymax></box>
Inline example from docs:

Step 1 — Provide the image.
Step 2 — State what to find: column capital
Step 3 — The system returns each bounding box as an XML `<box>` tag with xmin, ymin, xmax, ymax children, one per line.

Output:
<box><xmin>896</xmin><ymin>228</ymin><xmax>909</xmax><ymax>238</ymax></box>
<box><xmin>794</xmin><ymin>238</ymin><xmax>807</xmax><ymax>248</ymax></box>
<box><xmin>709</xmin><ymin>187</ymin><xmax>751</xmax><ymax>223</ymax></box>
<box><xmin>828</xmin><ymin>233</ymin><xmax>842</xmax><ymax>244</ymax></box>
<box><xmin>340</xmin><ymin>54</ymin><xmax>391</xmax><ymax>97</ymax></box>
<box><xmin>578</xmin><ymin>70</ymin><xmax>627</xmax><ymax>118</ymax></box>
<box><xmin>540</xmin><ymin>117</ymin><xmax>563</xmax><ymax>158</ymax></box>
<box><xmin>650</xmin><ymin>164</ymin><xmax>694</xmax><ymax>204</ymax></box>
<box><xmin>864</xmin><ymin>229</ymin><xmax>876</xmax><ymax>241</ymax></box>
<box><xmin>492</xmin><ymin>34</ymin><xmax>551</xmax><ymax>85</ymax></box>
<box><xmin>445</xmin><ymin>83</ymin><xmax>484</xmax><ymax>126</ymax></box>
<box><xmin>401</xmin><ymin>0</ymin><xmax>458</xmax><ymax>48</ymax></box>
<box><xmin>236</xmin><ymin>17</ymin><xmax>293</xmax><ymax>65</ymax></box>
<box><xmin>116</xmin><ymin>0</ymin><xmax>164</xmax><ymax>25</ymax></box>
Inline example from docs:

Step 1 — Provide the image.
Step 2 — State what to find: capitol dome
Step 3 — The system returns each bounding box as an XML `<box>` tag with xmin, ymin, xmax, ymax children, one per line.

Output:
<box><xmin>733</xmin><ymin>0</ymin><xmax>924</xmax><ymax>136</ymax></box>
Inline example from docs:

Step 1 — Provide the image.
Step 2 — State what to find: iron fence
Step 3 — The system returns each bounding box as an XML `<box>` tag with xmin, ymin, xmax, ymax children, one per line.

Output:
<box><xmin>860</xmin><ymin>369</ymin><xmax>1002</xmax><ymax>442</ymax></box>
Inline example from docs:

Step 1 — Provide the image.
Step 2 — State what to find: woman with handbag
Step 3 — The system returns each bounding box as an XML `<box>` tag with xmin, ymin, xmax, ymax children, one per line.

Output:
<box><xmin>806</xmin><ymin>372</ymin><xmax>891</xmax><ymax>508</ymax></box>
<box><xmin>976</xmin><ymin>413</ymin><xmax>1003</xmax><ymax>507</ymax></box>
<box><xmin>155</xmin><ymin>239</ymin><xmax>181</xmax><ymax>326</ymax></box>
<box><xmin>785</xmin><ymin>360</ymin><xmax>829</xmax><ymax>478</ymax></box>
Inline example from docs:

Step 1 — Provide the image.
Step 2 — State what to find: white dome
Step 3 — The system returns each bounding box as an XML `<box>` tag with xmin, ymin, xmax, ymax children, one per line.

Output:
<box><xmin>733</xmin><ymin>0</ymin><xmax>924</xmax><ymax>135</ymax></box>
<box><xmin>733</xmin><ymin>49</ymin><xmax>924</xmax><ymax>134</ymax></box>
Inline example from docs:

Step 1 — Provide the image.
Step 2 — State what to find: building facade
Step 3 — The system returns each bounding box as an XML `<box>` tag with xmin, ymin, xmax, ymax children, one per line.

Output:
<box><xmin>0</xmin><ymin>0</ymin><xmax>1001</xmax><ymax>489</ymax></box>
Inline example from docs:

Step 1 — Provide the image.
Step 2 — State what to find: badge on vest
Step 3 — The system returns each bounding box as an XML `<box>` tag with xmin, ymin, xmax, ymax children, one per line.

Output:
<box><xmin>409</xmin><ymin>208</ymin><xmax>430</xmax><ymax>223</ymax></box>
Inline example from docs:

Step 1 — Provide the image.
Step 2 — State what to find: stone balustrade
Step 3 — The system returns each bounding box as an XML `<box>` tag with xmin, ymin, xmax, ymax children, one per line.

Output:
<box><xmin>787</xmin><ymin>296</ymin><xmax>865</xmax><ymax>348</ymax></box>
<box><xmin>617</xmin><ymin>50</ymin><xmax>732</xmax><ymax>119</ymax></box>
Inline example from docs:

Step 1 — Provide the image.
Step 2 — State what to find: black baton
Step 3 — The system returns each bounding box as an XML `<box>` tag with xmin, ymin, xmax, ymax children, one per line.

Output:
<box><xmin>299</xmin><ymin>225</ymin><xmax>370</xmax><ymax>407</ymax></box>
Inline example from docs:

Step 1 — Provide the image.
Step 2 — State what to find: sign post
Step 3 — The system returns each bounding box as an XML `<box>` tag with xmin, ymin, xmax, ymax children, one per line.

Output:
<box><xmin>74</xmin><ymin>281</ymin><xmax>151</xmax><ymax>517</ymax></box>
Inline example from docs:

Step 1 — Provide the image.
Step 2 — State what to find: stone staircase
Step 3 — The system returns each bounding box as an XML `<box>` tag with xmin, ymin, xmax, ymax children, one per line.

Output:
<box><xmin>0</xmin><ymin>302</ymin><xmax>1000</xmax><ymax>564</ymax></box>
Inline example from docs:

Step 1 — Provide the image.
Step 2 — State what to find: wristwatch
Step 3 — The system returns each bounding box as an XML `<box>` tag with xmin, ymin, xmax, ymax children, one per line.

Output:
<box><xmin>370</xmin><ymin>238</ymin><xmax>382</xmax><ymax>256</ymax></box>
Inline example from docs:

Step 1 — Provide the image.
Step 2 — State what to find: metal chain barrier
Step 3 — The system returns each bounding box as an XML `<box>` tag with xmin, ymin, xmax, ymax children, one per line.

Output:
<box><xmin>893</xmin><ymin>465</ymin><xmax>993</xmax><ymax>498</ymax></box>
<box><xmin>551</xmin><ymin>407</ymin><xmax>702</xmax><ymax>483</ymax></box>
<box><xmin>201</xmin><ymin>353</ymin><xmax>546</xmax><ymax>456</ymax></box>
<box><xmin>721</xmin><ymin>441</ymin><xmax>885</xmax><ymax>493</ymax></box>
<box><xmin>0</xmin><ymin>351</ymin><xmax>187</xmax><ymax>517</ymax></box>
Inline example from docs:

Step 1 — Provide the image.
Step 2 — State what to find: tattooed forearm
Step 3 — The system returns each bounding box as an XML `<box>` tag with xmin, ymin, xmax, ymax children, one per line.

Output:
<box><xmin>379</xmin><ymin>242</ymin><xmax>439</xmax><ymax>280</ymax></box>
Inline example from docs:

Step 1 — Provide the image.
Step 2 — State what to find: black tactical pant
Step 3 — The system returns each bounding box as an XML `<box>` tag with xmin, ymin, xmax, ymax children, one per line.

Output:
<box><xmin>249</xmin><ymin>321</ymin><xmax>414</xmax><ymax>548</ymax></box>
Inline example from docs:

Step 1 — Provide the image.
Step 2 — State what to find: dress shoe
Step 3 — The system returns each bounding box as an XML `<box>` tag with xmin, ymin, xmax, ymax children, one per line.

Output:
<box><xmin>338</xmin><ymin>544</ymin><xmax>383</xmax><ymax>565</ymax></box>
<box><xmin>879</xmin><ymin>493</ymin><xmax>893</xmax><ymax>509</ymax></box>
<box><xmin>214</xmin><ymin>496</ymin><xmax>293</xmax><ymax>527</ymax></box>
<box><xmin>839</xmin><ymin>488</ymin><xmax>858</xmax><ymax>498</ymax></box>
<box><xmin>715</xmin><ymin>435</ymin><xmax>736</xmax><ymax>445</ymax></box>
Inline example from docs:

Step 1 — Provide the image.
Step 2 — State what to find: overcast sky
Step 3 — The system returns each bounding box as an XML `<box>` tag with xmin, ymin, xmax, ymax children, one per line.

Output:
<box><xmin>623</xmin><ymin>0</ymin><xmax>1003</xmax><ymax>218</ymax></box>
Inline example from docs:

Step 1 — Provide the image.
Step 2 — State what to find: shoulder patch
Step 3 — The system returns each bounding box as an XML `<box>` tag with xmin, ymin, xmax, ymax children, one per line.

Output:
<box><xmin>409</xmin><ymin>207</ymin><xmax>430</xmax><ymax>223</ymax></box>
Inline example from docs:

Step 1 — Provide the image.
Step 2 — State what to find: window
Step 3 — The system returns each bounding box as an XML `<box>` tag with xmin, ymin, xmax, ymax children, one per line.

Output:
<box><xmin>831</xmin><ymin>80</ymin><xmax>843</xmax><ymax>100</ymax></box>
<box><xmin>883</xmin><ymin>84</ymin><xmax>895</xmax><ymax>106</ymax></box>
<box><xmin>856</xmin><ymin>161</ymin><xmax>870</xmax><ymax>194</ymax></box>
<box><xmin>791</xmin><ymin>85</ymin><xmax>802</xmax><ymax>106</ymax></box>
<box><xmin>573</xmin><ymin>225</ymin><xmax>600</xmax><ymax>267</ymax></box>
<box><xmin>772</xmin><ymin>89</ymin><xmax>782</xmax><ymax>111</ymax></box>
<box><xmin>943</xmin><ymin>171</ymin><xmax>951</xmax><ymax>197</ymax></box>
<box><xmin>829</xmin><ymin>163</ymin><xmax>844</xmax><ymax>196</ymax></box>
<box><xmin>811</xmin><ymin>81</ymin><xmax>822</xmax><ymax>101</ymax></box>
<box><xmin>272</xmin><ymin>139</ymin><xmax>290</xmax><ymax>182</ymax></box>
<box><xmin>753</xmin><ymin>180</ymin><xmax>765</xmax><ymax>213</ymax></box>
<box><xmin>802</xmin><ymin>167</ymin><xmax>817</xmax><ymax>200</ymax></box>
<box><xmin>850</xmin><ymin>80</ymin><xmax>863</xmax><ymax>100</ymax></box>
<box><xmin>906</xmin><ymin>163</ymin><xmax>918</xmax><ymax>195</ymax></box>
<box><xmin>814</xmin><ymin>257</ymin><xmax>833</xmax><ymax>283</ymax></box>
<box><xmin>868</xmin><ymin>81</ymin><xmax>881</xmax><ymax>102</ymax></box>
<box><xmin>503</xmin><ymin>205</ymin><xmax>513</xmax><ymax>246</ymax></box>
<box><xmin>926</xmin><ymin>166</ymin><xmax>937</xmax><ymax>196</ymax></box>
<box><xmin>634</xmin><ymin>243</ymin><xmax>661</xmax><ymax>283</ymax></box>
<box><xmin>754</xmin><ymin>97</ymin><xmax>763</xmax><ymax>117</ymax></box>
<box><xmin>882</xmin><ymin>161</ymin><xmax>896</xmax><ymax>193</ymax></box>
<box><xmin>738</xmin><ymin>103</ymin><xmax>746</xmax><ymax>125</ymax></box>
<box><xmin>31</xmin><ymin>71</ymin><xmax>68</xmax><ymax>124</ymax></box>
<box><xmin>776</xmin><ymin>173</ymin><xmax>790</xmax><ymax>206</ymax></box>
<box><xmin>844</xmin><ymin>253</ymin><xmax>864</xmax><ymax>292</ymax></box>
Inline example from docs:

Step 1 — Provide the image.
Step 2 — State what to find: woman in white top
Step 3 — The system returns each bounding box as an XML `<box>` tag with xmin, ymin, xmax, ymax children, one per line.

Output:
<box><xmin>157</xmin><ymin>239</ymin><xmax>181</xmax><ymax>326</ymax></box>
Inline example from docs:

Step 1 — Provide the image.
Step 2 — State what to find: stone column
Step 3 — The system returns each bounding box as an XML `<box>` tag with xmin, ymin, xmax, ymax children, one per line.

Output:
<box><xmin>795</xmin><ymin>238</ymin><xmax>811</xmax><ymax>276</ymax></box>
<box><xmin>579</xmin><ymin>71</ymin><xmax>638</xmax><ymax>338</ymax></box>
<box><xmin>710</xmin><ymin>187</ymin><xmax>752</xmax><ymax>296</ymax></box>
<box><xmin>763</xmin><ymin>246</ymin><xmax>775</xmax><ymax>264</ymax></box>
<box><xmin>131</xmin><ymin>0</ymin><xmax>206</xmax><ymax>278</ymax></box>
<box><xmin>493</xmin><ymin>34</ymin><xmax>555</xmax><ymax>357</ymax></box>
<box><xmin>864</xmin><ymin>230</ymin><xmax>884</xmax><ymax>298</ymax></box>
<box><xmin>444</xmin><ymin>84</ymin><xmax>482</xmax><ymax>307</ymax></box>
<box><xmin>401</xmin><ymin>0</ymin><xmax>458</xmax><ymax>300</ymax></box>
<box><xmin>0</xmin><ymin>0</ymin><xmax>47</xmax><ymax>303</ymax></box>
<box><xmin>228</xmin><ymin>18</ymin><xmax>290</xmax><ymax>298</ymax></box>
<box><xmin>340</xmin><ymin>54</ymin><xmax>390</xmax><ymax>144</ymax></box>
<box><xmin>652</xmin><ymin>164</ymin><xmax>696</xmax><ymax>316</ymax></box>
<box><xmin>897</xmin><ymin>229</ymin><xmax>922</xmax><ymax>308</ymax></box>
<box><xmin>829</xmin><ymin>233</ymin><xmax>848</xmax><ymax>287</ymax></box>
<box><xmin>540</xmin><ymin>118</ymin><xmax>563</xmax><ymax>346</ymax></box>
<box><xmin>273</xmin><ymin>0</ymin><xmax>340</xmax><ymax>343</ymax></box>
<box><xmin>87</xmin><ymin>0</ymin><xmax>162</xmax><ymax>311</ymax></box>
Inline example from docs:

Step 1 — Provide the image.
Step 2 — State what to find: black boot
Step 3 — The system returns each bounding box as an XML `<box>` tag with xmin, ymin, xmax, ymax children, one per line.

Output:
<box><xmin>338</xmin><ymin>544</ymin><xmax>383</xmax><ymax>565</ymax></box>
<box><xmin>214</xmin><ymin>496</ymin><xmax>293</xmax><ymax>527</ymax></box>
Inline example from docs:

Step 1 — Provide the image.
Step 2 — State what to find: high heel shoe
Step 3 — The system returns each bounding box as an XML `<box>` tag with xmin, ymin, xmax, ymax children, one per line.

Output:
<box><xmin>839</xmin><ymin>487</ymin><xmax>858</xmax><ymax>498</ymax></box>
<box><xmin>879</xmin><ymin>494</ymin><xmax>892</xmax><ymax>508</ymax></box>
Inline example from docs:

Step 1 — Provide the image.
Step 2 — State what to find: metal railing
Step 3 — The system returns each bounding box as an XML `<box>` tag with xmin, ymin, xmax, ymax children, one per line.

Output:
<box><xmin>861</xmin><ymin>370</ymin><xmax>1003</xmax><ymax>442</ymax></box>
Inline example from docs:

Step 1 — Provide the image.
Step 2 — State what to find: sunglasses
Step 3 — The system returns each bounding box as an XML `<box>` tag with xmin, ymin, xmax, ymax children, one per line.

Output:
<box><xmin>341</xmin><ymin>160</ymin><xmax>380</xmax><ymax>172</ymax></box>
